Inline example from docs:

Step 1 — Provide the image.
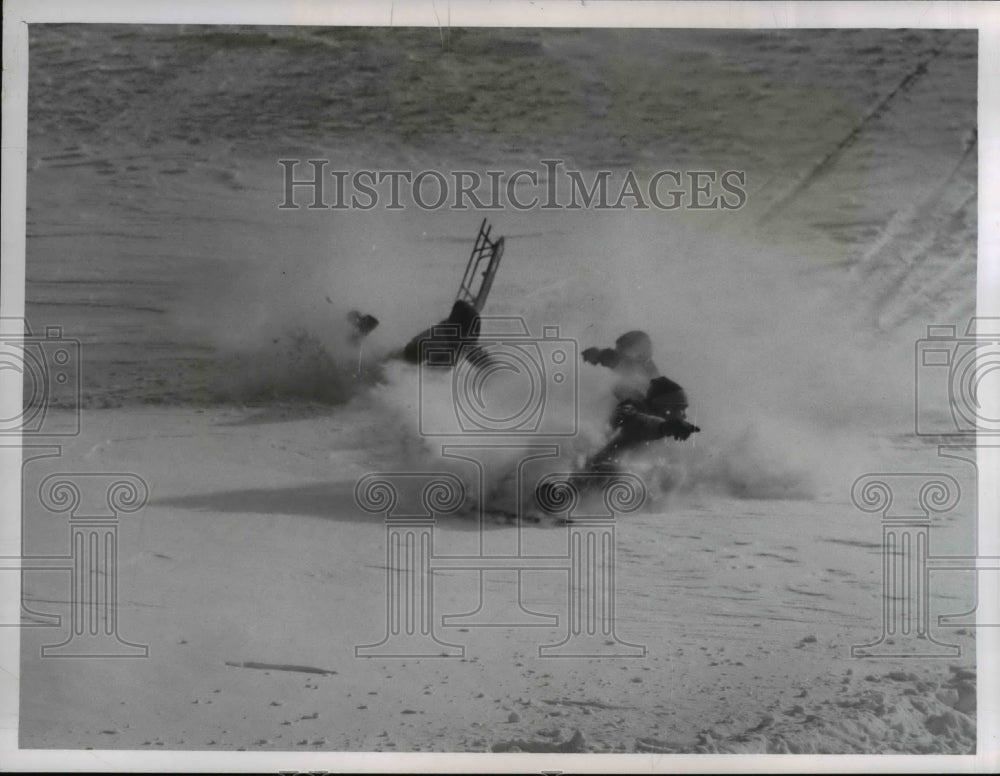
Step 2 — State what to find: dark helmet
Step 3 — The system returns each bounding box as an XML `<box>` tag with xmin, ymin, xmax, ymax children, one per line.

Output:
<box><xmin>615</xmin><ymin>330</ymin><xmax>652</xmax><ymax>360</ymax></box>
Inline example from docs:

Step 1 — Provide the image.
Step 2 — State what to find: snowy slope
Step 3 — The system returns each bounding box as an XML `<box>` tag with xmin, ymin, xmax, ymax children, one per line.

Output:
<box><xmin>16</xmin><ymin>25</ymin><xmax>980</xmax><ymax>756</ymax></box>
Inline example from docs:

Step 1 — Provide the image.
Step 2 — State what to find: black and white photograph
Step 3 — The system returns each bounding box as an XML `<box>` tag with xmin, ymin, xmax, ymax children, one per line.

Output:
<box><xmin>1</xmin><ymin>1</ymin><xmax>997</xmax><ymax>771</ymax></box>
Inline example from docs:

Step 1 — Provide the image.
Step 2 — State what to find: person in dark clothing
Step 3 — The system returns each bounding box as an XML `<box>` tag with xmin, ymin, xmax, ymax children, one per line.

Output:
<box><xmin>347</xmin><ymin>310</ymin><xmax>380</xmax><ymax>345</ymax></box>
<box><xmin>582</xmin><ymin>331</ymin><xmax>699</xmax><ymax>473</ymax></box>
<box><xmin>401</xmin><ymin>299</ymin><xmax>488</xmax><ymax>367</ymax></box>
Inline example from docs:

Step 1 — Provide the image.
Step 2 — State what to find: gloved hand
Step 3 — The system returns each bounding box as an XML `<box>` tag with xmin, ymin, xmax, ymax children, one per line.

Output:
<box><xmin>659</xmin><ymin>418</ymin><xmax>700</xmax><ymax>441</ymax></box>
<box><xmin>581</xmin><ymin>347</ymin><xmax>602</xmax><ymax>365</ymax></box>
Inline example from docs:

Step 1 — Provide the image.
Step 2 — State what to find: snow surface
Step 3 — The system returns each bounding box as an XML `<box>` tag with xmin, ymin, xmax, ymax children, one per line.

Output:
<box><xmin>14</xmin><ymin>24</ymin><xmax>984</xmax><ymax>756</ymax></box>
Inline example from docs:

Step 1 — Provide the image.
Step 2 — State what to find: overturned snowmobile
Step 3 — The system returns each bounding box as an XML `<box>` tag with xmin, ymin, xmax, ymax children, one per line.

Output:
<box><xmin>347</xmin><ymin>218</ymin><xmax>505</xmax><ymax>367</ymax></box>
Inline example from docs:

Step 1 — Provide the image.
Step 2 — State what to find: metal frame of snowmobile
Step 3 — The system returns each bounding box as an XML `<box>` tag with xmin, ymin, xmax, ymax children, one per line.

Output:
<box><xmin>348</xmin><ymin>219</ymin><xmax>505</xmax><ymax>345</ymax></box>
<box><xmin>455</xmin><ymin>218</ymin><xmax>505</xmax><ymax>313</ymax></box>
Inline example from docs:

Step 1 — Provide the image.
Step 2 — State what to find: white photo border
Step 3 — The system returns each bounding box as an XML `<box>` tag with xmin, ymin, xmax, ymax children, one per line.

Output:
<box><xmin>2</xmin><ymin>1</ymin><xmax>997</xmax><ymax>773</ymax></box>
